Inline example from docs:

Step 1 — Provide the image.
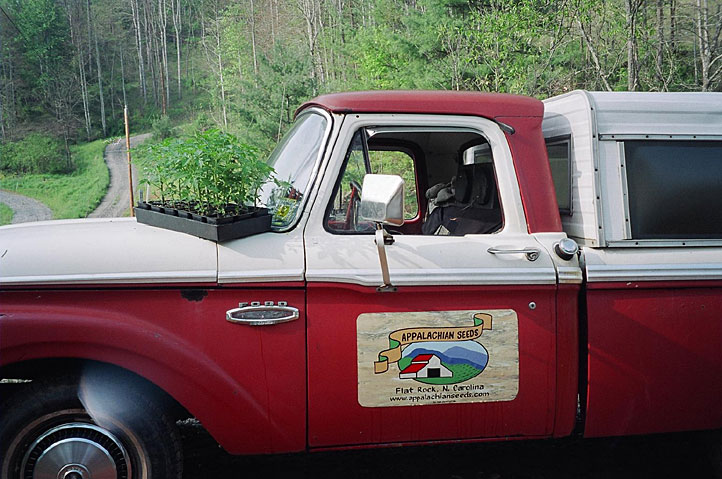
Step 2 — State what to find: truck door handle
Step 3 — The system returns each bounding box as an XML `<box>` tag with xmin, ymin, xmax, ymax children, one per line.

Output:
<box><xmin>487</xmin><ymin>247</ymin><xmax>540</xmax><ymax>262</ymax></box>
<box><xmin>225</xmin><ymin>305</ymin><xmax>300</xmax><ymax>326</ymax></box>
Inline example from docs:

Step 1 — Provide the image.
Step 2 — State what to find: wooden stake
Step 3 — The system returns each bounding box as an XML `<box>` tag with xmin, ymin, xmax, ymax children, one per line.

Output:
<box><xmin>125</xmin><ymin>105</ymin><xmax>135</xmax><ymax>217</ymax></box>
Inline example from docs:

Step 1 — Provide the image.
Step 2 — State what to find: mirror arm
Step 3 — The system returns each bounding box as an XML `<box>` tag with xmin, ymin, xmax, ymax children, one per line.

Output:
<box><xmin>374</xmin><ymin>225</ymin><xmax>397</xmax><ymax>293</ymax></box>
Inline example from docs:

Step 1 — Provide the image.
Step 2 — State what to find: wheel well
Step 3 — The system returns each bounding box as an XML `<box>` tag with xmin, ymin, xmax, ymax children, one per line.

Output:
<box><xmin>0</xmin><ymin>358</ymin><xmax>192</xmax><ymax>423</ymax></box>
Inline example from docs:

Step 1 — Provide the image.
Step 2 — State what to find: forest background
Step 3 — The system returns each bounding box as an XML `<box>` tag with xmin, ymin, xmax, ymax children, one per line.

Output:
<box><xmin>0</xmin><ymin>0</ymin><xmax>721</xmax><ymax>220</ymax></box>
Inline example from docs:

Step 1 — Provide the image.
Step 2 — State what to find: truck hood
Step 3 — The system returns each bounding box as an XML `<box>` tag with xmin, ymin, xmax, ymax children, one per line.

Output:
<box><xmin>0</xmin><ymin>218</ymin><xmax>217</xmax><ymax>286</ymax></box>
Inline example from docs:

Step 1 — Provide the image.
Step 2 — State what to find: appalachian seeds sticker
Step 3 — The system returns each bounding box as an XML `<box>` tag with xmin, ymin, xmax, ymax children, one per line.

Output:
<box><xmin>357</xmin><ymin>310</ymin><xmax>519</xmax><ymax>407</ymax></box>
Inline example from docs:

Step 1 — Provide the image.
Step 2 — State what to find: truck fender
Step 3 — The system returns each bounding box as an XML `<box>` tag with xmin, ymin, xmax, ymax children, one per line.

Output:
<box><xmin>0</xmin><ymin>311</ymin><xmax>275</xmax><ymax>454</ymax></box>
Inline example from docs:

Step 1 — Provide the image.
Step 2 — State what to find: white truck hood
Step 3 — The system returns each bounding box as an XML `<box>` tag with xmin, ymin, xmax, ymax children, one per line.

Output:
<box><xmin>0</xmin><ymin>218</ymin><xmax>217</xmax><ymax>286</ymax></box>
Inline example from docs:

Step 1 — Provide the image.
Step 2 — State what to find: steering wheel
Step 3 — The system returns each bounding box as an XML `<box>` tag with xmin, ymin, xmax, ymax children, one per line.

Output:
<box><xmin>344</xmin><ymin>180</ymin><xmax>362</xmax><ymax>230</ymax></box>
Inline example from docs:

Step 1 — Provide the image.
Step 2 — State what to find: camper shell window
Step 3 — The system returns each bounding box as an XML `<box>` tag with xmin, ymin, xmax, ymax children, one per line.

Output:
<box><xmin>624</xmin><ymin>140</ymin><xmax>722</xmax><ymax>240</ymax></box>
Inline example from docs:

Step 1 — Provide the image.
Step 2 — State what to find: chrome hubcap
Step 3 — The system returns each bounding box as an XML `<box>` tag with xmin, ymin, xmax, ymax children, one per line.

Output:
<box><xmin>21</xmin><ymin>423</ymin><xmax>131</xmax><ymax>479</ymax></box>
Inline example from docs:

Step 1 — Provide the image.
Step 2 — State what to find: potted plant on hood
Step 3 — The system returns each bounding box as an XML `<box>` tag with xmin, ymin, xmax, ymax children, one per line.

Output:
<box><xmin>134</xmin><ymin>129</ymin><xmax>275</xmax><ymax>242</ymax></box>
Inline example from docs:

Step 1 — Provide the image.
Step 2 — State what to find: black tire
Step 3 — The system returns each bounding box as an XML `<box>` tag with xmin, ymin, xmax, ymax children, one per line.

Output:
<box><xmin>710</xmin><ymin>431</ymin><xmax>722</xmax><ymax>479</ymax></box>
<box><xmin>0</xmin><ymin>374</ymin><xmax>183</xmax><ymax>479</ymax></box>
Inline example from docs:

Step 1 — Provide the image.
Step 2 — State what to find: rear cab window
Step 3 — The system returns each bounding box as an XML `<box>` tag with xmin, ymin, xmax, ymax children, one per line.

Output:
<box><xmin>545</xmin><ymin>136</ymin><xmax>572</xmax><ymax>215</ymax></box>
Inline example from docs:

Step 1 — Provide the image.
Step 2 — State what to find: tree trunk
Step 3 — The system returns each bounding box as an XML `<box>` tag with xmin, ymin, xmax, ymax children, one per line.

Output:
<box><xmin>86</xmin><ymin>0</ymin><xmax>93</xmax><ymax>75</ymax></box>
<box><xmin>159</xmin><ymin>0</ymin><xmax>170</xmax><ymax>109</ymax></box>
<box><xmin>656</xmin><ymin>0</ymin><xmax>665</xmax><ymax>87</ymax></box>
<box><xmin>669</xmin><ymin>0</ymin><xmax>677</xmax><ymax>53</ymax></box>
<box><xmin>142</xmin><ymin>0</ymin><xmax>158</xmax><ymax>105</ymax></box>
<box><xmin>1</xmin><ymin>27</ymin><xmax>15</xmax><ymax>136</ymax></box>
<box><xmin>0</xmin><ymin>19</ymin><xmax>5</xmax><ymax>140</ymax></box>
<box><xmin>66</xmin><ymin>1</ymin><xmax>92</xmax><ymax>140</ymax></box>
<box><xmin>696</xmin><ymin>0</ymin><xmax>710</xmax><ymax>90</ymax></box>
<box><xmin>171</xmin><ymin>0</ymin><xmax>182</xmax><ymax>99</ymax></box>
<box><xmin>92</xmin><ymin>27</ymin><xmax>107</xmax><ymax>136</ymax></box>
<box><xmin>130</xmin><ymin>0</ymin><xmax>147</xmax><ymax>103</ymax></box>
<box><xmin>215</xmin><ymin>6</ymin><xmax>227</xmax><ymax>128</ymax></box>
<box><xmin>575</xmin><ymin>16</ymin><xmax>613</xmax><ymax>92</ymax></box>
<box><xmin>110</xmin><ymin>49</ymin><xmax>116</xmax><ymax>120</ymax></box>
<box><xmin>270</xmin><ymin>0</ymin><xmax>276</xmax><ymax>46</ymax></box>
<box><xmin>625</xmin><ymin>0</ymin><xmax>639</xmax><ymax>91</ymax></box>
<box><xmin>200</xmin><ymin>0</ymin><xmax>227</xmax><ymax>128</ymax></box>
<box><xmin>250</xmin><ymin>0</ymin><xmax>259</xmax><ymax>77</ymax></box>
<box><xmin>299</xmin><ymin>0</ymin><xmax>322</xmax><ymax>83</ymax></box>
<box><xmin>120</xmin><ymin>44</ymin><xmax>128</xmax><ymax>107</ymax></box>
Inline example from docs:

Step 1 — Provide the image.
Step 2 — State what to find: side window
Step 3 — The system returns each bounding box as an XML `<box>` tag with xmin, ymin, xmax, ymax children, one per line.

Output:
<box><xmin>326</xmin><ymin>131</ymin><xmax>373</xmax><ymax>233</ymax></box>
<box><xmin>545</xmin><ymin>136</ymin><xmax>572</xmax><ymax>215</ymax></box>
<box><xmin>624</xmin><ymin>140</ymin><xmax>722</xmax><ymax>239</ymax></box>
<box><xmin>325</xmin><ymin>126</ymin><xmax>503</xmax><ymax>236</ymax></box>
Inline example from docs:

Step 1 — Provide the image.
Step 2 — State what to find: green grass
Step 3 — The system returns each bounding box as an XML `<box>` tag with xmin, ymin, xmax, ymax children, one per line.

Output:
<box><xmin>0</xmin><ymin>203</ymin><xmax>13</xmax><ymax>225</ymax></box>
<box><xmin>0</xmin><ymin>139</ymin><xmax>109</xmax><ymax>219</ymax></box>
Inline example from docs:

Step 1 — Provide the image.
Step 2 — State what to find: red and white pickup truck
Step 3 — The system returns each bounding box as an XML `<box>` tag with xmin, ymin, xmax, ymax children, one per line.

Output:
<box><xmin>2</xmin><ymin>90</ymin><xmax>722</xmax><ymax>479</ymax></box>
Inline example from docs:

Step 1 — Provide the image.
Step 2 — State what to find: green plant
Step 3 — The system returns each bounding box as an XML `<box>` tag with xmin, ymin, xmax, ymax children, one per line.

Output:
<box><xmin>151</xmin><ymin>115</ymin><xmax>175</xmax><ymax>140</ymax></box>
<box><xmin>137</xmin><ymin>129</ymin><xmax>274</xmax><ymax>217</ymax></box>
<box><xmin>0</xmin><ymin>134</ymin><xmax>72</xmax><ymax>175</ymax></box>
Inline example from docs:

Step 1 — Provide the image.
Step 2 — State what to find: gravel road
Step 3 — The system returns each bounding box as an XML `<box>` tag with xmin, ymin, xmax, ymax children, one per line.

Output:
<box><xmin>89</xmin><ymin>133</ymin><xmax>152</xmax><ymax>218</ymax></box>
<box><xmin>0</xmin><ymin>190</ymin><xmax>53</xmax><ymax>224</ymax></box>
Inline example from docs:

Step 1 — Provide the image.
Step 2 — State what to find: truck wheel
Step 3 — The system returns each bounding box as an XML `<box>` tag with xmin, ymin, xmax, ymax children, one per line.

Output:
<box><xmin>0</xmin><ymin>376</ymin><xmax>183</xmax><ymax>479</ymax></box>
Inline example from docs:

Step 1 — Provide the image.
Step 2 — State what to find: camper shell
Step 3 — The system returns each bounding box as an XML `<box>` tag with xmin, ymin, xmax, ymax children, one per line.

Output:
<box><xmin>543</xmin><ymin>90</ymin><xmax>722</xmax><ymax>248</ymax></box>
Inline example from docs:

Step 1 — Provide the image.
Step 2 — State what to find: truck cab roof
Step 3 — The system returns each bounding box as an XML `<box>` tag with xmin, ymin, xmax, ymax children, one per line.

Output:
<box><xmin>298</xmin><ymin>90</ymin><xmax>544</xmax><ymax>120</ymax></box>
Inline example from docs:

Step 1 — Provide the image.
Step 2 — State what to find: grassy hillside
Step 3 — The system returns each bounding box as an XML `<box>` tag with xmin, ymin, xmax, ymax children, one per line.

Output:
<box><xmin>0</xmin><ymin>139</ymin><xmax>109</xmax><ymax>220</ymax></box>
<box><xmin>0</xmin><ymin>203</ymin><xmax>13</xmax><ymax>224</ymax></box>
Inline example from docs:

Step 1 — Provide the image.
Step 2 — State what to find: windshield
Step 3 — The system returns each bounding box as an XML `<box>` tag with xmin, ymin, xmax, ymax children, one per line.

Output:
<box><xmin>259</xmin><ymin>111</ymin><xmax>330</xmax><ymax>230</ymax></box>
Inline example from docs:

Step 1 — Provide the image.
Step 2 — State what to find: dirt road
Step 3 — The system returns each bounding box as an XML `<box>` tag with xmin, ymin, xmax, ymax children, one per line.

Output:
<box><xmin>0</xmin><ymin>190</ymin><xmax>53</xmax><ymax>224</ymax></box>
<box><xmin>89</xmin><ymin>133</ymin><xmax>152</xmax><ymax>218</ymax></box>
<box><xmin>180</xmin><ymin>420</ymin><xmax>713</xmax><ymax>479</ymax></box>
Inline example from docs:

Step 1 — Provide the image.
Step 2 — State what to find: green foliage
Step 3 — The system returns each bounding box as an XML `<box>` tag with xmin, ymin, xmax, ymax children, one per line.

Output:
<box><xmin>369</xmin><ymin>150</ymin><xmax>418</xmax><ymax>218</ymax></box>
<box><xmin>151</xmin><ymin>115</ymin><xmax>175</xmax><ymax>140</ymax></box>
<box><xmin>191</xmin><ymin>113</ymin><xmax>213</xmax><ymax>133</ymax></box>
<box><xmin>2</xmin><ymin>0</ymin><xmax>719</xmax><ymax>168</ymax></box>
<box><xmin>0</xmin><ymin>202</ymin><xmax>14</xmax><ymax>225</ymax></box>
<box><xmin>0</xmin><ymin>134</ymin><xmax>72</xmax><ymax>174</ymax></box>
<box><xmin>6</xmin><ymin>0</ymin><xmax>70</xmax><ymax>96</ymax></box>
<box><xmin>0</xmin><ymin>139</ymin><xmax>109</xmax><ymax>219</ymax></box>
<box><xmin>236</xmin><ymin>42</ymin><xmax>317</xmax><ymax>146</ymax></box>
<box><xmin>137</xmin><ymin>129</ymin><xmax>274</xmax><ymax>216</ymax></box>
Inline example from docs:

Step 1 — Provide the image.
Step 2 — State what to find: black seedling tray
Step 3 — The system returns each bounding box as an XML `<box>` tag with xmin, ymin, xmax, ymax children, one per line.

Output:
<box><xmin>135</xmin><ymin>202</ymin><xmax>272</xmax><ymax>242</ymax></box>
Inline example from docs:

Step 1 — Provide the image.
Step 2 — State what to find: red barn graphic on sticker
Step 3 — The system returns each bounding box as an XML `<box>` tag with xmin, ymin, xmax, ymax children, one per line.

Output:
<box><xmin>398</xmin><ymin>354</ymin><xmax>453</xmax><ymax>379</ymax></box>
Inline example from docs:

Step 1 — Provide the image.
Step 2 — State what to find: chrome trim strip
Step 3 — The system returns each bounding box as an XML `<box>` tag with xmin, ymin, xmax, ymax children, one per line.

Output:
<box><xmin>558</xmin><ymin>266</ymin><xmax>583</xmax><ymax>284</ymax></box>
<box><xmin>306</xmin><ymin>268</ymin><xmax>558</xmax><ymax>286</ymax></box>
<box><xmin>606</xmin><ymin>240</ymin><xmax>722</xmax><ymax>248</ymax></box>
<box><xmin>217</xmin><ymin>269</ymin><xmax>304</xmax><ymax>284</ymax></box>
<box><xmin>586</xmin><ymin>263</ymin><xmax>722</xmax><ymax>282</ymax></box>
<box><xmin>226</xmin><ymin>305</ymin><xmax>300</xmax><ymax>326</ymax></box>
<box><xmin>1</xmin><ymin>270</ymin><xmax>217</xmax><ymax>285</ymax></box>
<box><xmin>599</xmin><ymin>134</ymin><xmax>722</xmax><ymax>141</ymax></box>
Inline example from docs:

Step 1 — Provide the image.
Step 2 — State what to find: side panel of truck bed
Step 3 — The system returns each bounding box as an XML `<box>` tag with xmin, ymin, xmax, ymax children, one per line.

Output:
<box><xmin>583</xmin><ymin>248</ymin><xmax>722</xmax><ymax>437</ymax></box>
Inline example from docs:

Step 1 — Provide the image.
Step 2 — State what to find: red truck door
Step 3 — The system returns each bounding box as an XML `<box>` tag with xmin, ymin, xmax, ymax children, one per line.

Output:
<box><xmin>304</xmin><ymin>114</ymin><xmax>564</xmax><ymax>447</ymax></box>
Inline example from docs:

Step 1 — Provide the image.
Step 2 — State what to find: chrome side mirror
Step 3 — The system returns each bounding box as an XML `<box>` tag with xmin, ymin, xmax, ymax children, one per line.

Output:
<box><xmin>359</xmin><ymin>174</ymin><xmax>404</xmax><ymax>293</ymax></box>
<box><xmin>359</xmin><ymin>174</ymin><xmax>405</xmax><ymax>227</ymax></box>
